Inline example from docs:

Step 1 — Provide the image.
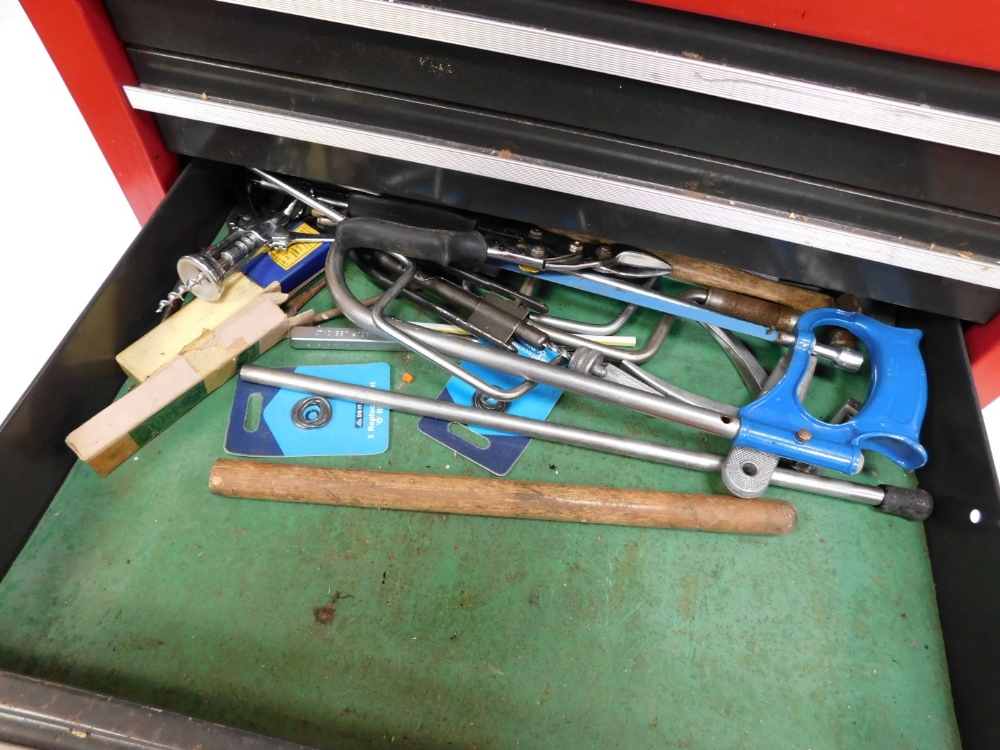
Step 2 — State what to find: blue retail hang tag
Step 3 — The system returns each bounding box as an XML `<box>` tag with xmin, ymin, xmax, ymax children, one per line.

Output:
<box><xmin>226</xmin><ymin>364</ymin><xmax>390</xmax><ymax>457</ymax></box>
<box><xmin>417</xmin><ymin>342</ymin><xmax>562</xmax><ymax>475</ymax></box>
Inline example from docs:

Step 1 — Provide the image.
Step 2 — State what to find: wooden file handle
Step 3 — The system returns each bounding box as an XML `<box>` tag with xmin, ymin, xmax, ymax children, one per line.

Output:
<box><xmin>209</xmin><ymin>460</ymin><xmax>797</xmax><ymax>536</ymax></box>
<box><xmin>545</xmin><ymin>226</ymin><xmax>833</xmax><ymax>311</ymax></box>
<box><xmin>647</xmin><ymin>251</ymin><xmax>833</xmax><ymax>312</ymax></box>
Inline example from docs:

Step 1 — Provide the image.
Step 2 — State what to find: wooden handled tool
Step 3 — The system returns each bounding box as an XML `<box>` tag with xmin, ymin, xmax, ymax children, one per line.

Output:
<box><xmin>209</xmin><ymin>460</ymin><xmax>797</xmax><ymax>536</ymax></box>
<box><xmin>546</xmin><ymin>227</ymin><xmax>833</xmax><ymax>311</ymax></box>
<box><xmin>646</xmin><ymin>251</ymin><xmax>833</xmax><ymax>312</ymax></box>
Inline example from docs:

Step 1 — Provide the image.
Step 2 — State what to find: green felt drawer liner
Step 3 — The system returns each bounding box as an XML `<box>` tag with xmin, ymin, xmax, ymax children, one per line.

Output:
<box><xmin>0</xmin><ymin>275</ymin><xmax>953</xmax><ymax>749</ymax></box>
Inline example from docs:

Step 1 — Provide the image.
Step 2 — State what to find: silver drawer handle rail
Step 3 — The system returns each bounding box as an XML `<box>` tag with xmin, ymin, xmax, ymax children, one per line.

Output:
<box><xmin>217</xmin><ymin>0</ymin><xmax>1000</xmax><ymax>157</ymax></box>
<box><xmin>125</xmin><ymin>85</ymin><xmax>1000</xmax><ymax>290</ymax></box>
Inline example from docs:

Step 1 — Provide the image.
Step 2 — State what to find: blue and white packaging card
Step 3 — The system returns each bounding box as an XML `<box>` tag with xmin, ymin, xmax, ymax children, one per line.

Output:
<box><xmin>417</xmin><ymin>343</ymin><xmax>562</xmax><ymax>475</ymax></box>
<box><xmin>226</xmin><ymin>364</ymin><xmax>390</xmax><ymax>457</ymax></box>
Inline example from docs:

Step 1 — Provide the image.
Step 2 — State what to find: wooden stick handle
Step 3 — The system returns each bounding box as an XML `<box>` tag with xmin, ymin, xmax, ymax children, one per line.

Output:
<box><xmin>209</xmin><ymin>460</ymin><xmax>797</xmax><ymax>536</ymax></box>
<box><xmin>544</xmin><ymin>226</ymin><xmax>832</xmax><ymax>311</ymax></box>
<box><xmin>648</xmin><ymin>251</ymin><xmax>833</xmax><ymax>312</ymax></box>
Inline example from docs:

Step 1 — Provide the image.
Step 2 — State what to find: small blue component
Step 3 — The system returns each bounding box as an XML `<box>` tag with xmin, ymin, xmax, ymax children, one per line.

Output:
<box><xmin>734</xmin><ymin>308</ymin><xmax>928</xmax><ymax>475</ymax></box>
<box><xmin>242</xmin><ymin>223</ymin><xmax>330</xmax><ymax>293</ymax></box>
<box><xmin>418</xmin><ymin>342</ymin><xmax>563</xmax><ymax>476</ymax></box>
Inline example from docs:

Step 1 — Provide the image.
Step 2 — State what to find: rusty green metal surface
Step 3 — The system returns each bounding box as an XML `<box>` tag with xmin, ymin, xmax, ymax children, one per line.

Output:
<box><xmin>0</xmin><ymin>273</ymin><xmax>957</xmax><ymax>748</ymax></box>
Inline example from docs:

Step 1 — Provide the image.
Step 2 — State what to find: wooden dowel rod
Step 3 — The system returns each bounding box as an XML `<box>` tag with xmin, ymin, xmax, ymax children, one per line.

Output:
<box><xmin>209</xmin><ymin>460</ymin><xmax>797</xmax><ymax>536</ymax></box>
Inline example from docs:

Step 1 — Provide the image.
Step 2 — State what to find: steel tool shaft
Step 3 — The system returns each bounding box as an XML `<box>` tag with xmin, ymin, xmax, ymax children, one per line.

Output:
<box><xmin>238</xmin><ymin>365</ymin><xmax>931</xmax><ymax>518</ymax></box>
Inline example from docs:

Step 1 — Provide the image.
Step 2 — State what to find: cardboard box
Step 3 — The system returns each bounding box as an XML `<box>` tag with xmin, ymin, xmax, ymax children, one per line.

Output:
<box><xmin>67</xmin><ymin>288</ymin><xmax>309</xmax><ymax>476</ymax></box>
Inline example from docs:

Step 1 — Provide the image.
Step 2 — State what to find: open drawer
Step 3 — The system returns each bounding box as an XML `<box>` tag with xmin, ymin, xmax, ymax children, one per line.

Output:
<box><xmin>1</xmin><ymin>157</ymin><xmax>999</xmax><ymax>748</ymax></box>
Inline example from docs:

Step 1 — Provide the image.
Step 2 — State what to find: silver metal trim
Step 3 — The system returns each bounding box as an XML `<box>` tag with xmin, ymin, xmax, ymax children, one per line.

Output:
<box><xmin>216</xmin><ymin>0</ymin><xmax>1000</xmax><ymax>156</ymax></box>
<box><xmin>125</xmin><ymin>86</ymin><xmax>1000</xmax><ymax>289</ymax></box>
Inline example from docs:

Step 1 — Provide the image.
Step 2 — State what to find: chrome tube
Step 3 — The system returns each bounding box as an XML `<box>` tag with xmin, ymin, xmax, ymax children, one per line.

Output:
<box><xmin>325</xmin><ymin>243</ymin><xmax>740</xmax><ymax>438</ymax></box>
<box><xmin>250</xmin><ymin>167</ymin><xmax>346</xmax><ymax>224</ymax></box>
<box><xmin>240</xmin><ymin>365</ymin><xmax>885</xmax><ymax>506</ymax></box>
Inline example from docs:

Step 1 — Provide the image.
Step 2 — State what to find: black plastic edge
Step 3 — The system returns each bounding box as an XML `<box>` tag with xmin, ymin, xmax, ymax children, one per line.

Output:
<box><xmin>101</xmin><ymin>0</ymin><xmax>1000</xmax><ymax>218</ymax></box>
<box><xmin>147</xmin><ymin>113</ymin><xmax>1000</xmax><ymax>323</ymax></box>
<box><xmin>0</xmin><ymin>161</ymin><xmax>238</xmax><ymax>579</ymax></box>
<box><xmin>908</xmin><ymin>309</ymin><xmax>1000</xmax><ymax>750</ymax></box>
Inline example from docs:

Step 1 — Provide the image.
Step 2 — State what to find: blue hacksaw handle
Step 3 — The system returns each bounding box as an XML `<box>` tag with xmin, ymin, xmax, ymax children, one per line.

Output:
<box><xmin>734</xmin><ymin>308</ymin><xmax>928</xmax><ymax>474</ymax></box>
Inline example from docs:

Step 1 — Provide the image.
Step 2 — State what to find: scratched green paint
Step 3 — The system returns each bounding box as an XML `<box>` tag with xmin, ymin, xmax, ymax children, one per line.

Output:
<box><xmin>0</xmin><ymin>273</ymin><xmax>958</xmax><ymax>748</ymax></box>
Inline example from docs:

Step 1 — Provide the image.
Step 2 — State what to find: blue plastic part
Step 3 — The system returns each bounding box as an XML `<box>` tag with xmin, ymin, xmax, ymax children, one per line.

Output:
<box><xmin>417</xmin><ymin>342</ymin><xmax>563</xmax><ymax>476</ymax></box>
<box><xmin>225</xmin><ymin>364</ymin><xmax>390</xmax><ymax>457</ymax></box>
<box><xmin>243</xmin><ymin>223</ymin><xmax>331</xmax><ymax>293</ymax></box>
<box><xmin>734</xmin><ymin>308</ymin><xmax>928</xmax><ymax>475</ymax></box>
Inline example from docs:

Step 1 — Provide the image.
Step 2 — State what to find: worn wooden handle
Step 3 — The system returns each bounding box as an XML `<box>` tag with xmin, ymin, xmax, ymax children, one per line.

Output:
<box><xmin>648</xmin><ymin>251</ymin><xmax>833</xmax><ymax>312</ymax></box>
<box><xmin>544</xmin><ymin>226</ymin><xmax>832</xmax><ymax>311</ymax></box>
<box><xmin>209</xmin><ymin>460</ymin><xmax>797</xmax><ymax>536</ymax></box>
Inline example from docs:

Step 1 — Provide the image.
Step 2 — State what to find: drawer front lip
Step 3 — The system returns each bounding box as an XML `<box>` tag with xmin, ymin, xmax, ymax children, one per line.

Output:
<box><xmin>1</xmin><ymin>159</ymin><xmax>998</xmax><ymax>746</ymax></box>
<box><xmin>123</xmin><ymin>50</ymin><xmax>1000</xmax><ymax>321</ymax></box>
<box><xmin>103</xmin><ymin>0</ymin><xmax>1000</xmax><ymax>219</ymax></box>
<box><xmin>108</xmin><ymin>0</ymin><xmax>1000</xmax><ymax>155</ymax></box>
<box><xmin>151</xmin><ymin>115</ymin><xmax>1000</xmax><ymax>325</ymax></box>
<box><xmin>0</xmin><ymin>669</ymin><xmax>309</xmax><ymax>750</ymax></box>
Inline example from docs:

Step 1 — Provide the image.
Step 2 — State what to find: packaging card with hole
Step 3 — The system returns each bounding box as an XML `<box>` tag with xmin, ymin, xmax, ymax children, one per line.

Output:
<box><xmin>226</xmin><ymin>364</ymin><xmax>390</xmax><ymax>457</ymax></box>
<box><xmin>418</xmin><ymin>343</ymin><xmax>563</xmax><ymax>475</ymax></box>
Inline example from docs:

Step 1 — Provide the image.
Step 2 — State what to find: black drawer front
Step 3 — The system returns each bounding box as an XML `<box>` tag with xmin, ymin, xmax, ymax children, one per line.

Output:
<box><xmin>103</xmin><ymin>0</ymin><xmax>1000</xmax><ymax>219</ymax></box>
<box><xmin>155</xmin><ymin>113</ymin><xmax>1000</xmax><ymax>324</ymax></box>
<box><xmin>0</xmin><ymin>162</ymin><xmax>240</xmax><ymax>577</ymax></box>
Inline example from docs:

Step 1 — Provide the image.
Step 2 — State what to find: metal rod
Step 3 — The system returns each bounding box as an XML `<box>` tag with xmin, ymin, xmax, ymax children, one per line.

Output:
<box><xmin>439</xmin><ymin>265</ymin><xmax>548</xmax><ymax>313</ymax></box>
<box><xmin>502</xmin><ymin>265</ymin><xmax>783</xmax><ymax>340</ymax></box>
<box><xmin>678</xmin><ymin>289</ymin><xmax>768</xmax><ymax>395</ymax></box>
<box><xmin>534</xmin><ymin>301</ymin><xmax>638</xmax><ymax>335</ymax></box>
<box><xmin>358</xmin><ymin>253</ymin><xmax>514</xmax><ymax>350</ymax></box>
<box><xmin>326</xmin><ymin>242</ymin><xmax>740</xmax><ymax>438</ymax></box>
<box><xmin>368</xmin><ymin>258</ymin><xmax>536</xmax><ymax>401</ymax></box>
<box><xmin>618</xmin><ymin>360</ymin><xmax>738</xmax><ymax>416</ymax></box>
<box><xmin>505</xmin><ymin>266</ymin><xmax>863</xmax><ymax>371</ymax></box>
<box><xmin>531</xmin><ymin>277</ymin><xmax>655</xmax><ymax>335</ymax></box>
<box><xmin>290</xmin><ymin>325</ymin><xmax>635</xmax><ymax>349</ymax></box>
<box><xmin>250</xmin><ymin>167</ymin><xmax>346</xmax><ymax>224</ymax></box>
<box><xmin>534</xmin><ymin>313</ymin><xmax>674</xmax><ymax>363</ymax></box>
<box><xmin>702</xmin><ymin>325</ymin><xmax>768</xmax><ymax>396</ymax></box>
<box><xmin>239</xmin><ymin>365</ymin><xmax>885</xmax><ymax>506</ymax></box>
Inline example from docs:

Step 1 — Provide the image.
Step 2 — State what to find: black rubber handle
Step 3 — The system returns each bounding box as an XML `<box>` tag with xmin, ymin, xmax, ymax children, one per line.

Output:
<box><xmin>335</xmin><ymin>217</ymin><xmax>489</xmax><ymax>267</ymax></box>
<box><xmin>347</xmin><ymin>193</ymin><xmax>478</xmax><ymax>232</ymax></box>
<box><xmin>876</xmin><ymin>485</ymin><xmax>933</xmax><ymax>521</ymax></box>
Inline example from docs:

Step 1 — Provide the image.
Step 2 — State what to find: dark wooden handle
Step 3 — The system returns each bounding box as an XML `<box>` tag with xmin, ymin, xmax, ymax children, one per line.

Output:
<box><xmin>543</xmin><ymin>226</ymin><xmax>833</xmax><ymax>311</ymax></box>
<box><xmin>209</xmin><ymin>460</ymin><xmax>797</xmax><ymax>536</ymax></box>
<box><xmin>648</xmin><ymin>251</ymin><xmax>833</xmax><ymax>312</ymax></box>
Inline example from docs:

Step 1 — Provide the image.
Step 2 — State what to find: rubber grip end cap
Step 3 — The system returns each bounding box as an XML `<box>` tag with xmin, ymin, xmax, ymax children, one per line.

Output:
<box><xmin>876</xmin><ymin>486</ymin><xmax>933</xmax><ymax>521</ymax></box>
